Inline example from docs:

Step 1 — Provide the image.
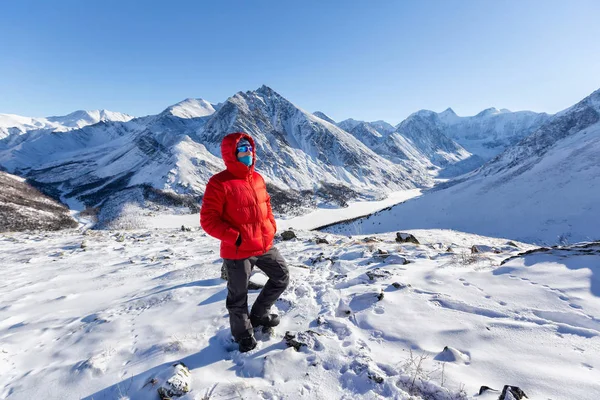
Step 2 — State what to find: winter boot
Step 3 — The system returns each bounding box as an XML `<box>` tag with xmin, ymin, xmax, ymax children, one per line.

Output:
<box><xmin>250</xmin><ymin>313</ymin><xmax>280</xmax><ymax>328</ymax></box>
<box><xmin>235</xmin><ymin>331</ymin><xmax>257</xmax><ymax>353</ymax></box>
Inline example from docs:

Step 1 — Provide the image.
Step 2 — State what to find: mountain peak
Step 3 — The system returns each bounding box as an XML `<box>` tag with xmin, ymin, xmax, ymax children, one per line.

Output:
<box><xmin>313</xmin><ymin>111</ymin><xmax>336</xmax><ymax>125</ymax></box>
<box><xmin>46</xmin><ymin>109</ymin><xmax>133</xmax><ymax>128</ymax></box>
<box><xmin>438</xmin><ymin>107</ymin><xmax>460</xmax><ymax>124</ymax></box>
<box><xmin>407</xmin><ymin>109</ymin><xmax>437</xmax><ymax>120</ymax></box>
<box><xmin>337</xmin><ymin>118</ymin><xmax>363</xmax><ymax>132</ymax></box>
<box><xmin>441</xmin><ymin>107</ymin><xmax>457</xmax><ymax>116</ymax></box>
<box><xmin>163</xmin><ymin>98</ymin><xmax>216</xmax><ymax>119</ymax></box>
<box><xmin>583</xmin><ymin>87</ymin><xmax>600</xmax><ymax>111</ymax></box>
<box><xmin>256</xmin><ymin>84</ymin><xmax>277</xmax><ymax>96</ymax></box>
<box><xmin>475</xmin><ymin>107</ymin><xmax>501</xmax><ymax>117</ymax></box>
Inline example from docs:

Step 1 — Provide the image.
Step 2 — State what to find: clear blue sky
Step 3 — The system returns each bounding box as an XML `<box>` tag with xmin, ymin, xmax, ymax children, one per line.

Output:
<box><xmin>1</xmin><ymin>0</ymin><xmax>599</xmax><ymax>124</ymax></box>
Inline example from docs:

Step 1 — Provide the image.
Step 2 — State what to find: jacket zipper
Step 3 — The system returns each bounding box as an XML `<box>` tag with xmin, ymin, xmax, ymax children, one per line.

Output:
<box><xmin>248</xmin><ymin>174</ymin><xmax>266</xmax><ymax>253</ymax></box>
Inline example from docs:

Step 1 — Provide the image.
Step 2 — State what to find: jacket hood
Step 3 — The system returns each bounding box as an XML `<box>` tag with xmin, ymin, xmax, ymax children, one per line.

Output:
<box><xmin>221</xmin><ymin>132</ymin><xmax>256</xmax><ymax>178</ymax></box>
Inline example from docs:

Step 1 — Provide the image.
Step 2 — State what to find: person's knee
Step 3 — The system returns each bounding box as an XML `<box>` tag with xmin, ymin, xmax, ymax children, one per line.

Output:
<box><xmin>226</xmin><ymin>289</ymin><xmax>248</xmax><ymax>310</ymax></box>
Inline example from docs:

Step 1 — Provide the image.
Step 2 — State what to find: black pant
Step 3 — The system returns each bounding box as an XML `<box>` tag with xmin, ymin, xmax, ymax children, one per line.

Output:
<box><xmin>223</xmin><ymin>246</ymin><xmax>289</xmax><ymax>340</ymax></box>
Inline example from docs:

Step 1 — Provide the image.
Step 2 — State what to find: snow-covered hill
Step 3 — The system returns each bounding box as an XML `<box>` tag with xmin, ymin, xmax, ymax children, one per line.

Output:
<box><xmin>322</xmin><ymin>89</ymin><xmax>600</xmax><ymax>244</ymax></box>
<box><xmin>0</xmin><ymin>109</ymin><xmax>133</xmax><ymax>139</ymax></box>
<box><xmin>1</xmin><ymin>227</ymin><xmax>598</xmax><ymax>399</ymax></box>
<box><xmin>0</xmin><ymin>171</ymin><xmax>77</xmax><ymax>231</ymax></box>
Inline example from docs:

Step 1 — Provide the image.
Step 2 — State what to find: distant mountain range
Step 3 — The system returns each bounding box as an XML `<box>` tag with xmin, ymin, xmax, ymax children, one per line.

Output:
<box><xmin>0</xmin><ymin>85</ymin><xmax>592</xmax><ymax>235</ymax></box>
<box><xmin>322</xmin><ymin>88</ymin><xmax>600</xmax><ymax>244</ymax></box>
<box><xmin>0</xmin><ymin>110</ymin><xmax>133</xmax><ymax>139</ymax></box>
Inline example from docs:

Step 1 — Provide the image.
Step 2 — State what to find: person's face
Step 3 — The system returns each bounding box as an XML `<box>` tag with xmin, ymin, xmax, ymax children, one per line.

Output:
<box><xmin>237</xmin><ymin>149</ymin><xmax>251</xmax><ymax>158</ymax></box>
<box><xmin>236</xmin><ymin>144</ymin><xmax>252</xmax><ymax>159</ymax></box>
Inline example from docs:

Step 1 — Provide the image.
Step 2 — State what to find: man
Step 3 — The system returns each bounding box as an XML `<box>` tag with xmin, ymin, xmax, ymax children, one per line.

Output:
<box><xmin>200</xmin><ymin>132</ymin><xmax>289</xmax><ymax>352</ymax></box>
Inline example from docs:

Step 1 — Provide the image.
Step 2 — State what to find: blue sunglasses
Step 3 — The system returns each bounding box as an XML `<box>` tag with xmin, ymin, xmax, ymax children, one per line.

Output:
<box><xmin>236</xmin><ymin>145</ymin><xmax>253</xmax><ymax>153</ymax></box>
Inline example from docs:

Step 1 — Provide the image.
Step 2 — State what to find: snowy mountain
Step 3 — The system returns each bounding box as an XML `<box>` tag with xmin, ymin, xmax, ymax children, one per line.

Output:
<box><xmin>0</xmin><ymin>109</ymin><xmax>133</xmax><ymax>139</ymax></box>
<box><xmin>47</xmin><ymin>109</ymin><xmax>133</xmax><ymax>130</ymax></box>
<box><xmin>394</xmin><ymin>110</ymin><xmax>472</xmax><ymax>167</ymax></box>
<box><xmin>369</xmin><ymin>120</ymin><xmax>396</xmax><ymax>135</ymax></box>
<box><xmin>337</xmin><ymin>118</ymin><xmax>363</xmax><ymax>132</ymax></box>
<box><xmin>338</xmin><ymin>119</ymin><xmax>395</xmax><ymax>136</ymax></box>
<box><xmin>438</xmin><ymin>107</ymin><xmax>550</xmax><ymax>160</ymax></box>
<box><xmin>343</xmin><ymin>113</ymin><xmax>472</xmax><ymax>177</ymax></box>
<box><xmin>1</xmin><ymin>85</ymin><xmax>593</xmax><ymax>233</ymax></box>
<box><xmin>162</xmin><ymin>98</ymin><xmax>217</xmax><ymax>119</ymax></box>
<box><xmin>0</xmin><ymin>86</ymin><xmax>436</xmax><ymax>228</ymax></box>
<box><xmin>0</xmin><ymin>103</ymin><xmax>224</xmax><ymax>228</ymax></box>
<box><xmin>199</xmin><ymin>85</ymin><xmax>431</xmax><ymax>195</ymax></box>
<box><xmin>338</xmin><ymin>106</ymin><xmax>551</xmax><ymax>178</ymax></box>
<box><xmin>322</xmin><ymin>88</ymin><xmax>600</xmax><ymax>244</ymax></box>
<box><xmin>0</xmin><ymin>171</ymin><xmax>77</xmax><ymax>231</ymax></box>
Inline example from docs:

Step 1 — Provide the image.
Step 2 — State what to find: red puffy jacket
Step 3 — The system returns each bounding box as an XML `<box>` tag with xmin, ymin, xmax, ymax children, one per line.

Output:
<box><xmin>200</xmin><ymin>132</ymin><xmax>277</xmax><ymax>259</ymax></box>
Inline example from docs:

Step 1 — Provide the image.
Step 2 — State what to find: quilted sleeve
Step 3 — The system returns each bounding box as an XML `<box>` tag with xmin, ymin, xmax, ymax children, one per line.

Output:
<box><xmin>262</xmin><ymin>176</ymin><xmax>277</xmax><ymax>233</ymax></box>
<box><xmin>200</xmin><ymin>178</ymin><xmax>240</xmax><ymax>245</ymax></box>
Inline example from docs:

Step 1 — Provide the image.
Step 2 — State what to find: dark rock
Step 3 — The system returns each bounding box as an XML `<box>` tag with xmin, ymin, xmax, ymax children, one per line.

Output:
<box><xmin>291</xmin><ymin>264</ymin><xmax>310</xmax><ymax>270</ymax></box>
<box><xmin>499</xmin><ymin>385</ymin><xmax>528</xmax><ymax>399</ymax></box>
<box><xmin>367</xmin><ymin>372</ymin><xmax>384</xmax><ymax>384</ymax></box>
<box><xmin>471</xmin><ymin>244</ymin><xmax>501</xmax><ymax>254</ymax></box>
<box><xmin>363</xmin><ymin>236</ymin><xmax>380</xmax><ymax>243</ymax></box>
<box><xmin>315</xmin><ymin>237</ymin><xmax>329</xmax><ymax>244</ymax></box>
<box><xmin>506</xmin><ymin>241</ymin><xmax>519</xmax><ymax>248</ymax></box>
<box><xmin>284</xmin><ymin>330</ymin><xmax>320</xmax><ymax>351</ymax></box>
<box><xmin>395</xmin><ymin>232</ymin><xmax>420</xmax><ymax>244</ymax></box>
<box><xmin>377</xmin><ymin>292</ymin><xmax>384</xmax><ymax>301</ymax></box>
<box><xmin>281</xmin><ymin>230</ymin><xmax>297</xmax><ymax>241</ymax></box>
<box><xmin>478</xmin><ymin>386</ymin><xmax>497</xmax><ymax>395</ymax></box>
<box><xmin>373</xmin><ymin>249</ymin><xmax>391</xmax><ymax>259</ymax></box>
<box><xmin>157</xmin><ymin>362</ymin><xmax>191</xmax><ymax>399</ymax></box>
<box><xmin>366</xmin><ymin>269</ymin><xmax>391</xmax><ymax>281</ymax></box>
<box><xmin>391</xmin><ymin>282</ymin><xmax>410</xmax><ymax>290</ymax></box>
<box><xmin>310</xmin><ymin>253</ymin><xmax>336</xmax><ymax>265</ymax></box>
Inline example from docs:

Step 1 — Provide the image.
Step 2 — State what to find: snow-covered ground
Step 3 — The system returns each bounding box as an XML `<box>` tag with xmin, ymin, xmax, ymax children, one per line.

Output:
<box><xmin>140</xmin><ymin>189</ymin><xmax>423</xmax><ymax>232</ymax></box>
<box><xmin>1</xmin><ymin>227</ymin><xmax>598</xmax><ymax>399</ymax></box>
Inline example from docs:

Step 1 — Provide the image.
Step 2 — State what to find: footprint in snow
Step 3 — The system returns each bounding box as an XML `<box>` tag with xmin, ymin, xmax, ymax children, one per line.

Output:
<box><xmin>373</xmin><ymin>306</ymin><xmax>385</xmax><ymax>315</ymax></box>
<box><xmin>582</xmin><ymin>363</ymin><xmax>593</xmax><ymax>370</ymax></box>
